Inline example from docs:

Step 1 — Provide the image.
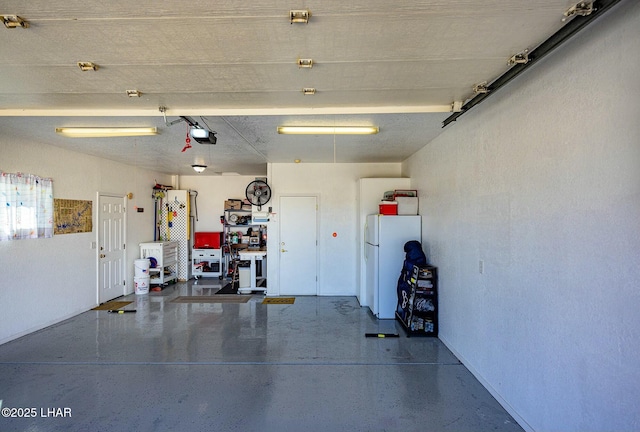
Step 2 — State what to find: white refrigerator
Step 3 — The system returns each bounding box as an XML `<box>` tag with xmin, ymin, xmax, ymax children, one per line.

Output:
<box><xmin>357</xmin><ymin>177</ymin><xmax>411</xmax><ymax>306</ymax></box>
<box><xmin>365</xmin><ymin>214</ymin><xmax>421</xmax><ymax>319</ymax></box>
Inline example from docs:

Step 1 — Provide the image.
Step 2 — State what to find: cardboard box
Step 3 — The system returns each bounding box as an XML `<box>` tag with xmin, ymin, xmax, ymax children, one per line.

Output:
<box><xmin>224</xmin><ymin>199</ymin><xmax>243</xmax><ymax>210</ymax></box>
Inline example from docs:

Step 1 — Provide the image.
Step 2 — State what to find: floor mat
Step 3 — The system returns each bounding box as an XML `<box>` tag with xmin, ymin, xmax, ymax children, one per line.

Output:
<box><xmin>92</xmin><ymin>301</ymin><xmax>132</xmax><ymax>311</ymax></box>
<box><xmin>215</xmin><ymin>283</ymin><xmax>238</xmax><ymax>295</ymax></box>
<box><xmin>171</xmin><ymin>295</ymin><xmax>251</xmax><ymax>304</ymax></box>
<box><xmin>262</xmin><ymin>297</ymin><xmax>295</xmax><ymax>305</ymax></box>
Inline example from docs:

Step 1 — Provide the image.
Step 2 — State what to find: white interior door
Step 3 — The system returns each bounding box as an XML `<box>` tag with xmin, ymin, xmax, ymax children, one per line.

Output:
<box><xmin>279</xmin><ymin>196</ymin><xmax>317</xmax><ymax>295</ymax></box>
<box><xmin>98</xmin><ymin>194</ymin><xmax>126</xmax><ymax>303</ymax></box>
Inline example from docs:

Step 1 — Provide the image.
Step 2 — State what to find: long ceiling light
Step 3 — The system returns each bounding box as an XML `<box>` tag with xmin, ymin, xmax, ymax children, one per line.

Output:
<box><xmin>277</xmin><ymin>126</ymin><xmax>379</xmax><ymax>135</ymax></box>
<box><xmin>55</xmin><ymin>127</ymin><xmax>158</xmax><ymax>138</ymax></box>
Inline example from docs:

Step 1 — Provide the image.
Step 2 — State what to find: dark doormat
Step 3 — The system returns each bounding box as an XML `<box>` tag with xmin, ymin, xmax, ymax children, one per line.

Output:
<box><xmin>171</xmin><ymin>295</ymin><xmax>251</xmax><ymax>304</ymax></box>
<box><xmin>215</xmin><ymin>282</ymin><xmax>238</xmax><ymax>295</ymax></box>
<box><xmin>216</xmin><ymin>277</ymin><xmax>267</xmax><ymax>295</ymax></box>
<box><xmin>92</xmin><ymin>301</ymin><xmax>132</xmax><ymax>311</ymax></box>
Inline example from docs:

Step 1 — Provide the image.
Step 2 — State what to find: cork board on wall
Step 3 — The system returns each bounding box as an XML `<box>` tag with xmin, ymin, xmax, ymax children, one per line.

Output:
<box><xmin>54</xmin><ymin>199</ymin><xmax>93</xmax><ymax>234</ymax></box>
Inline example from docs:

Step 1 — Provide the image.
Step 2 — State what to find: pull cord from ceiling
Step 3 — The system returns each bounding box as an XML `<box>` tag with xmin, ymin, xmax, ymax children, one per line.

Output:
<box><xmin>181</xmin><ymin>123</ymin><xmax>192</xmax><ymax>152</ymax></box>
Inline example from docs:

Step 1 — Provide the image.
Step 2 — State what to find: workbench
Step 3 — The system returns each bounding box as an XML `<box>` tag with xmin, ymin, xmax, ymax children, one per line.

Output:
<box><xmin>237</xmin><ymin>249</ymin><xmax>267</xmax><ymax>294</ymax></box>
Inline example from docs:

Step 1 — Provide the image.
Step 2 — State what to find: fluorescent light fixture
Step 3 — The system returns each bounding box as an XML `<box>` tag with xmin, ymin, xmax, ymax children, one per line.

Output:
<box><xmin>55</xmin><ymin>127</ymin><xmax>157</xmax><ymax>138</ymax></box>
<box><xmin>277</xmin><ymin>126</ymin><xmax>379</xmax><ymax>135</ymax></box>
<box><xmin>191</xmin><ymin>164</ymin><xmax>207</xmax><ymax>173</ymax></box>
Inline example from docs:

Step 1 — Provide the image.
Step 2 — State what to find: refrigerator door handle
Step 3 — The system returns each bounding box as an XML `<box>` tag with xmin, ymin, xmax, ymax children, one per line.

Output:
<box><xmin>364</xmin><ymin>221</ymin><xmax>368</xmax><ymax>245</ymax></box>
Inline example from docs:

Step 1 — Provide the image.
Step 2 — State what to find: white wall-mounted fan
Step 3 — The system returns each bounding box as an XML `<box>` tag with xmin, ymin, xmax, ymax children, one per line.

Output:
<box><xmin>245</xmin><ymin>180</ymin><xmax>272</xmax><ymax>211</ymax></box>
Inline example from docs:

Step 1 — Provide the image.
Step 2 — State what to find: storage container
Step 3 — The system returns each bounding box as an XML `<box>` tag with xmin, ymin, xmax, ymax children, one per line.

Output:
<box><xmin>392</xmin><ymin>189</ymin><xmax>417</xmax><ymax>199</ymax></box>
<box><xmin>194</xmin><ymin>232</ymin><xmax>222</xmax><ymax>249</ymax></box>
<box><xmin>239</xmin><ymin>267</ymin><xmax>251</xmax><ymax>288</ymax></box>
<box><xmin>379</xmin><ymin>201</ymin><xmax>398</xmax><ymax>215</ymax></box>
<box><xmin>134</xmin><ymin>275</ymin><xmax>150</xmax><ymax>295</ymax></box>
<box><xmin>224</xmin><ymin>199</ymin><xmax>243</xmax><ymax>210</ymax></box>
<box><xmin>134</xmin><ymin>259</ymin><xmax>150</xmax><ymax>277</ymax></box>
<box><xmin>396</xmin><ymin>197</ymin><xmax>418</xmax><ymax>215</ymax></box>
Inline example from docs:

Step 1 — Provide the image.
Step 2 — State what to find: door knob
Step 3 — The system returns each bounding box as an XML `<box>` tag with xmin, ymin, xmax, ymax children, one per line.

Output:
<box><xmin>100</xmin><ymin>254</ymin><xmax>106</xmax><ymax>258</ymax></box>
<box><xmin>281</xmin><ymin>249</ymin><xmax>288</xmax><ymax>253</ymax></box>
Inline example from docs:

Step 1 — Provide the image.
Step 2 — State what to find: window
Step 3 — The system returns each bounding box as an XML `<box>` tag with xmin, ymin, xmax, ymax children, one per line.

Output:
<box><xmin>0</xmin><ymin>171</ymin><xmax>53</xmax><ymax>241</ymax></box>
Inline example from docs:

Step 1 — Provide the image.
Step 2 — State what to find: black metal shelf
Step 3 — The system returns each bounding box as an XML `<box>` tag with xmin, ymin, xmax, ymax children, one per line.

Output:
<box><xmin>396</xmin><ymin>265</ymin><xmax>438</xmax><ymax>337</ymax></box>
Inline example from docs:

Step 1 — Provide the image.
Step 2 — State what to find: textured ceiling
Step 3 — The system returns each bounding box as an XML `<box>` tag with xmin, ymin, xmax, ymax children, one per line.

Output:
<box><xmin>0</xmin><ymin>1</ymin><xmax>581</xmax><ymax>175</ymax></box>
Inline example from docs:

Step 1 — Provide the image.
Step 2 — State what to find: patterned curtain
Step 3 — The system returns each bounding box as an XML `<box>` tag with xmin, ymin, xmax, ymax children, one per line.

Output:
<box><xmin>0</xmin><ymin>171</ymin><xmax>54</xmax><ymax>241</ymax></box>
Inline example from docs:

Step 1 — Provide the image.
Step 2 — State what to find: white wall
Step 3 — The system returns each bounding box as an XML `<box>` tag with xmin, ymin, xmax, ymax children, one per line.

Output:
<box><xmin>267</xmin><ymin>163</ymin><xmax>402</xmax><ymax>296</ymax></box>
<box><xmin>403</xmin><ymin>2</ymin><xmax>640</xmax><ymax>431</ymax></box>
<box><xmin>177</xmin><ymin>174</ymin><xmax>261</xmax><ymax>233</ymax></box>
<box><xmin>0</xmin><ymin>139</ymin><xmax>171</xmax><ymax>344</ymax></box>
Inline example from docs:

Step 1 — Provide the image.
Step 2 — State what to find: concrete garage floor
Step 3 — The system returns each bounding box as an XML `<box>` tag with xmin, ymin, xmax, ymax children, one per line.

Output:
<box><xmin>0</xmin><ymin>280</ymin><xmax>523</xmax><ymax>432</ymax></box>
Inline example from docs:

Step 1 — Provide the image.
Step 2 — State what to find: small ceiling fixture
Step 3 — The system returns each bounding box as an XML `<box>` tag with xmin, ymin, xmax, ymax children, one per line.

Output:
<box><xmin>2</xmin><ymin>15</ymin><xmax>29</xmax><ymax>28</ymax></box>
<box><xmin>126</xmin><ymin>90</ymin><xmax>142</xmax><ymax>97</ymax></box>
<box><xmin>302</xmin><ymin>88</ymin><xmax>316</xmax><ymax>95</ymax></box>
<box><xmin>290</xmin><ymin>10</ymin><xmax>311</xmax><ymax>24</ymax></box>
<box><xmin>297</xmin><ymin>58</ymin><xmax>313</xmax><ymax>68</ymax></box>
<box><xmin>55</xmin><ymin>127</ymin><xmax>157</xmax><ymax>138</ymax></box>
<box><xmin>191</xmin><ymin>164</ymin><xmax>207</xmax><ymax>173</ymax></box>
<box><xmin>77</xmin><ymin>62</ymin><xmax>98</xmax><ymax>71</ymax></box>
<box><xmin>473</xmin><ymin>82</ymin><xmax>489</xmax><ymax>94</ymax></box>
<box><xmin>277</xmin><ymin>126</ymin><xmax>379</xmax><ymax>135</ymax></box>
<box><xmin>564</xmin><ymin>1</ymin><xmax>595</xmax><ymax>19</ymax></box>
<box><xmin>508</xmin><ymin>49</ymin><xmax>530</xmax><ymax>66</ymax></box>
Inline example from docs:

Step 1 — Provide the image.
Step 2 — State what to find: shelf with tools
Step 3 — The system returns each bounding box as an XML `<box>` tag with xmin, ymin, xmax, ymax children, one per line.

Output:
<box><xmin>222</xmin><ymin>204</ymin><xmax>267</xmax><ymax>288</ymax></box>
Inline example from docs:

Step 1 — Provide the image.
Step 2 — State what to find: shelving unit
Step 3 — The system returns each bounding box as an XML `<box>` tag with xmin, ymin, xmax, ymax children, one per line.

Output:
<box><xmin>396</xmin><ymin>265</ymin><xmax>438</xmax><ymax>337</ymax></box>
<box><xmin>192</xmin><ymin>248</ymin><xmax>223</xmax><ymax>279</ymax></box>
<box><xmin>222</xmin><ymin>208</ymin><xmax>260</xmax><ymax>277</ymax></box>
<box><xmin>140</xmin><ymin>241</ymin><xmax>178</xmax><ymax>286</ymax></box>
<box><xmin>223</xmin><ymin>208</ymin><xmax>257</xmax><ymax>233</ymax></box>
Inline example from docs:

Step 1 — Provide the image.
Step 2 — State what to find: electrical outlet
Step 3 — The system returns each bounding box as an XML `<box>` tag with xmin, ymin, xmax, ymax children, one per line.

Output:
<box><xmin>479</xmin><ymin>260</ymin><xmax>484</xmax><ymax>274</ymax></box>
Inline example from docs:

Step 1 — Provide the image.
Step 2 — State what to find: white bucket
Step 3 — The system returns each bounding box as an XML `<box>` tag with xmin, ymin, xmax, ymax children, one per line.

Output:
<box><xmin>134</xmin><ymin>259</ymin><xmax>150</xmax><ymax>277</ymax></box>
<box><xmin>134</xmin><ymin>275</ymin><xmax>150</xmax><ymax>295</ymax></box>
